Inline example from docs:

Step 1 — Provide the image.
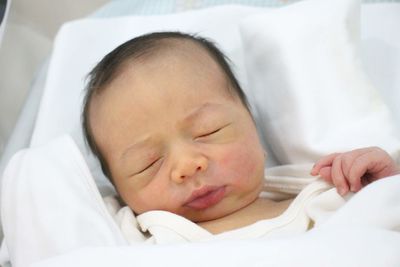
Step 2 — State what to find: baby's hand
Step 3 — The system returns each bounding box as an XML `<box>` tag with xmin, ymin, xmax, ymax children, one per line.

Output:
<box><xmin>310</xmin><ymin>147</ymin><xmax>400</xmax><ymax>196</ymax></box>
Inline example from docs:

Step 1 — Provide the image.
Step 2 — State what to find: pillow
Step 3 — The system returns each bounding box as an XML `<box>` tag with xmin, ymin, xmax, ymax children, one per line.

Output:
<box><xmin>239</xmin><ymin>0</ymin><xmax>400</xmax><ymax>164</ymax></box>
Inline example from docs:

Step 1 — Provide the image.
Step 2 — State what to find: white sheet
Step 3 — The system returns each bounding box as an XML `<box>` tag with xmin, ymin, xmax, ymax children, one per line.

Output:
<box><xmin>30</xmin><ymin>223</ymin><xmax>400</xmax><ymax>267</ymax></box>
<box><xmin>1</xmin><ymin>135</ymin><xmax>400</xmax><ymax>267</ymax></box>
<box><xmin>30</xmin><ymin>225</ymin><xmax>400</xmax><ymax>267</ymax></box>
<box><xmin>1</xmin><ymin>136</ymin><xmax>128</xmax><ymax>267</ymax></box>
<box><xmin>239</xmin><ymin>0</ymin><xmax>400</xmax><ymax>164</ymax></box>
<box><xmin>1</xmin><ymin>2</ymin><xmax>400</xmax><ymax>266</ymax></box>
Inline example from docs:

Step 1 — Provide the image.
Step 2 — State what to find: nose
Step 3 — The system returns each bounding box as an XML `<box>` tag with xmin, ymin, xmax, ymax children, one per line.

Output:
<box><xmin>170</xmin><ymin>149</ymin><xmax>208</xmax><ymax>184</ymax></box>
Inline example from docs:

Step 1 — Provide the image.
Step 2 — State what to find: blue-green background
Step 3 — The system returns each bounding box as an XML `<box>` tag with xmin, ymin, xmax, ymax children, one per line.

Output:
<box><xmin>94</xmin><ymin>0</ymin><xmax>400</xmax><ymax>17</ymax></box>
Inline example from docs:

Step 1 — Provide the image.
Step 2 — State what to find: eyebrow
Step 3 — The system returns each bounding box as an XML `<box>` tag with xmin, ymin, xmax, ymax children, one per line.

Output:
<box><xmin>182</xmin><ymin>102</ymin><xmax>224</xmax><ymax>125</ymax></box>
<box><xmin>120</xmin><ymin>136</ymin><xmax>152</xmax><ymax>160</ymax></box>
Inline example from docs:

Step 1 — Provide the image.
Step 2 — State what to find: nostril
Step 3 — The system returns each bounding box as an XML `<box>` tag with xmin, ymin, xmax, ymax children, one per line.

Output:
<box><xmin>196</xmin><ymin>166</ymin><xmax>202</xmax><ymax>171</ymax></box>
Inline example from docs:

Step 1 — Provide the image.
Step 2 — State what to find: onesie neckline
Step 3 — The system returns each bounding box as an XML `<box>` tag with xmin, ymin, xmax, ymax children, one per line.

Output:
<box><xmin>136</xmin><ymin>179</ymin><xmax>331</xmax><ymax>242</ymax></box>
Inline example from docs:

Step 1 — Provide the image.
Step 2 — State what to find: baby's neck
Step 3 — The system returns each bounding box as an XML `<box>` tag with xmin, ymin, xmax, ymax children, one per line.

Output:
<box><xmin>197</xmin><ymin>197</ymin><xmax>293</xmax><ymax>234</ymax></box>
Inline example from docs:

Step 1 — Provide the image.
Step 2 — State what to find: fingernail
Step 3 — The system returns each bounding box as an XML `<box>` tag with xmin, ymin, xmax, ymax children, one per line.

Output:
<box><xmin>338</xmin><ymin>188</ymin><xmax>346</xmax><ymax>196</ymax></box>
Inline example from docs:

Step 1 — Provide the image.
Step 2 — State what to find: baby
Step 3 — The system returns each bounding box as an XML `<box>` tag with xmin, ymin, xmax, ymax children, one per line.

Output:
<box><xmin>82</xmin><ymin>32</ymin><xmax>399</xmax><ymax>236</ymax></box>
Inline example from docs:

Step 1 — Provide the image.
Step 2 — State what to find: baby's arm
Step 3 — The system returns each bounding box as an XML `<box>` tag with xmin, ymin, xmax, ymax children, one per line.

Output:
<box><xmin>310</xmin><ymin>147</ymin><xmax>400</xmax><ymax>196</ymax></box>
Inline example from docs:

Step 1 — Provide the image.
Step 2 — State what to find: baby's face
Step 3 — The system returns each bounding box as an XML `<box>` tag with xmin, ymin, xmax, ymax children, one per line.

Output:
<box><xmin>89</xmin><ymin>48</ymin><xmax>265</xmax><ymax>222</ymax></box>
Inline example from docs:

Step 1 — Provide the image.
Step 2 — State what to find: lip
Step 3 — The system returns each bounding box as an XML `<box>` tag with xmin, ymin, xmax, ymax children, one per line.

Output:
<box><xmin>184</xmin><ymin>185</ymin><xmax>226</xmax><ymax>210</ymax></box>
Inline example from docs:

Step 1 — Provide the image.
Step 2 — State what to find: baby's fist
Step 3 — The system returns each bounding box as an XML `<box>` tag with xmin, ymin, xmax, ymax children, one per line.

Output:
<box><xmin>311</xmin><ymin>147</ymin><xmax>400</xmax><ymax>196</ymax></box>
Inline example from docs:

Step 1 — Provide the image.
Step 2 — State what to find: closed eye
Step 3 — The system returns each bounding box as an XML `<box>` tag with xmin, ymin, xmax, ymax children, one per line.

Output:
<box><xmin>196</xmin><ymin>123</ymin><xmax>231</xmax><ymax>139</ymax></box>
<box><xmin>197</xmin><ymin>128</ymin><xmax>222</xmax><ymax>138</ymax></box>
<box><xmin>135</xmin><ymin>158</ymin><xmax>160</xmax><ymax>175</ymax></box>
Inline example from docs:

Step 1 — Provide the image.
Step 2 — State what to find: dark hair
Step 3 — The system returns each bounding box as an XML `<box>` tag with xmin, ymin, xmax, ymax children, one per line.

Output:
<box><xmin>82</xmin><ymin>31</ymin><xmax>250</xmax><ymax>181</ymax></box>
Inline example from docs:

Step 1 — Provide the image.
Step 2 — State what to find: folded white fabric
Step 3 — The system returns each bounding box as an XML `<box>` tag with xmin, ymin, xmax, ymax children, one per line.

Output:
<box><xmin>30</xmin><ymin>222</ymin><xmax>400</xmax><ymax>267</ymax></box>
<box><xmin>0</xmin><ymin>135</ymin><xmax>127</xmax><ymax>267</ymax></box>
<box><xmin>240</xmin><ymin>0</ymin><xmax>400</xmax><ymax>164</ymax></box>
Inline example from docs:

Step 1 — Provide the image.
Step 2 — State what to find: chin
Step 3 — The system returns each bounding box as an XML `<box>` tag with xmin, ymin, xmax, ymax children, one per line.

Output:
<box><xmin>188</xmin><ymin>196</ymin><xmax>258</xmax><ymax>223</ymax></box>
<box><xmin>182</xmin><ymin>203</ymin><xmax>230</xmax><ymax>222</ymax></box>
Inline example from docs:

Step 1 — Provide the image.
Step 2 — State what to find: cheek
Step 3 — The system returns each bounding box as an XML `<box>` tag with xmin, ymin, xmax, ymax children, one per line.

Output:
<box><xmin>214</xmin><ymin>139</ymin><xmax>264</xmax><ymax>187</ymax></box>
<box><xmin>125</xmin><ymin>181</ymin><xmax>170</xmax><ymax>212</ymax></box>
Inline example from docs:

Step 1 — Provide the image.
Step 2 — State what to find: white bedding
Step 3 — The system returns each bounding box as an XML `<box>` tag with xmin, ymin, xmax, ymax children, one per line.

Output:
<box><xmin>29</xmin><ymin>225</ymin><xmax>400</xmax><ymax>267</ymax></box>
<box><xmin>1</xmin><ymin>1</ymin><xmax>400</xmax><ymax>266</ymax></box>
<box><xmin>29</xmin><ymin>226</ymin><xmax>400</xmax><ymax>267</ymax></box>
<box><xmin>1</xmin><ymin>135</ymin><xmax>400</xmax><ymax>267</ymax></box>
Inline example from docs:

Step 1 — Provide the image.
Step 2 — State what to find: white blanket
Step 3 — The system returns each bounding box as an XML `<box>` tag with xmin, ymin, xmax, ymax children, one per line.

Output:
<box><xmin>1</xmin><ymin>135</ymin><xmax>400</xmax><ymax>267</ymax></box>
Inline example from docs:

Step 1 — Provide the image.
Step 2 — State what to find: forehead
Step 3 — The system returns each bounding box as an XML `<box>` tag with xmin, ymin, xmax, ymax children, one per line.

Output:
<box><xmin>92</xmin><ymin>41</ymin><xmax>235</xmax><ymax>112</ymax></box>
<box><xmin>88</xmin><ymin>42</ymin><xmax>241</xmax><ymax>146</ymax></box>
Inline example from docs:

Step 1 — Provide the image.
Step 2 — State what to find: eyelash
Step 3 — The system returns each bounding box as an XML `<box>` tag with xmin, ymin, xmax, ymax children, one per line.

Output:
<box><xmin>197</xmin><ymin>127</ymin><xmax>223</xmax><ymax>138</ymax></box>
<box><xmin>136</xmin><ymin>158</ymin><xmax>160</xmax><ymax>175</ymax></box>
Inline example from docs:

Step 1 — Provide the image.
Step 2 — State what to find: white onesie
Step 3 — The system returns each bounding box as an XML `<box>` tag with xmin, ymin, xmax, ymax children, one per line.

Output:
<box><xmin>107</xmin><ymin>164</ymin><xmax>348</xmax><ymax>244</ymax></box>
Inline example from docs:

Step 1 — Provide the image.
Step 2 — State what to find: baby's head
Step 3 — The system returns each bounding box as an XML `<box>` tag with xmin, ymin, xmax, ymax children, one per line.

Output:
<box><xmin>82</xmin><ymin>32</ymin><xmax>265</xmax><ymax>222</ymax></box>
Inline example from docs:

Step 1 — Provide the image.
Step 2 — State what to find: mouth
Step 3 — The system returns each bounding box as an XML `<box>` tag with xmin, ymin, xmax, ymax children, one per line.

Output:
<box><xmin>184</xmin><ymin>185</ymin><xmax>226</xmax><ymax>210</ymax></box>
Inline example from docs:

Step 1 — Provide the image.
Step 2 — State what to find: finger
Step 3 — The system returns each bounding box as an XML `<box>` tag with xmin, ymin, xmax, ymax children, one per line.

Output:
<box><xmin>348</xmin><ymin>148</ymin><xmax>393</xmax><ymax>190</ymax></box>
<box><xmin>319</xmin><ymin>166</ymin><xmax>333</xmax><ymax>184</ymax></box>
<box><xmin>340</xmin><ymin>148</ymin><xmax>373</xmax><ymax>178</ymax></box>
<box><xmin>365</xmin><ymin>148</ymin><xmax>397</xmax><ymax>178</ymax></box>
<box><xmin>331</xmin><ymin>155</ymin><xmax>349</xmax><ymax>196</ymax></box>
<box><xmin>348</xmin><ymin>151</ymin><xmax>375</xmax><ymax>191</ymax></box>
<box><xmin>311</xmin><ymin>153</ymin><xmax>341</xmax><ymax>176</ymax></box>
